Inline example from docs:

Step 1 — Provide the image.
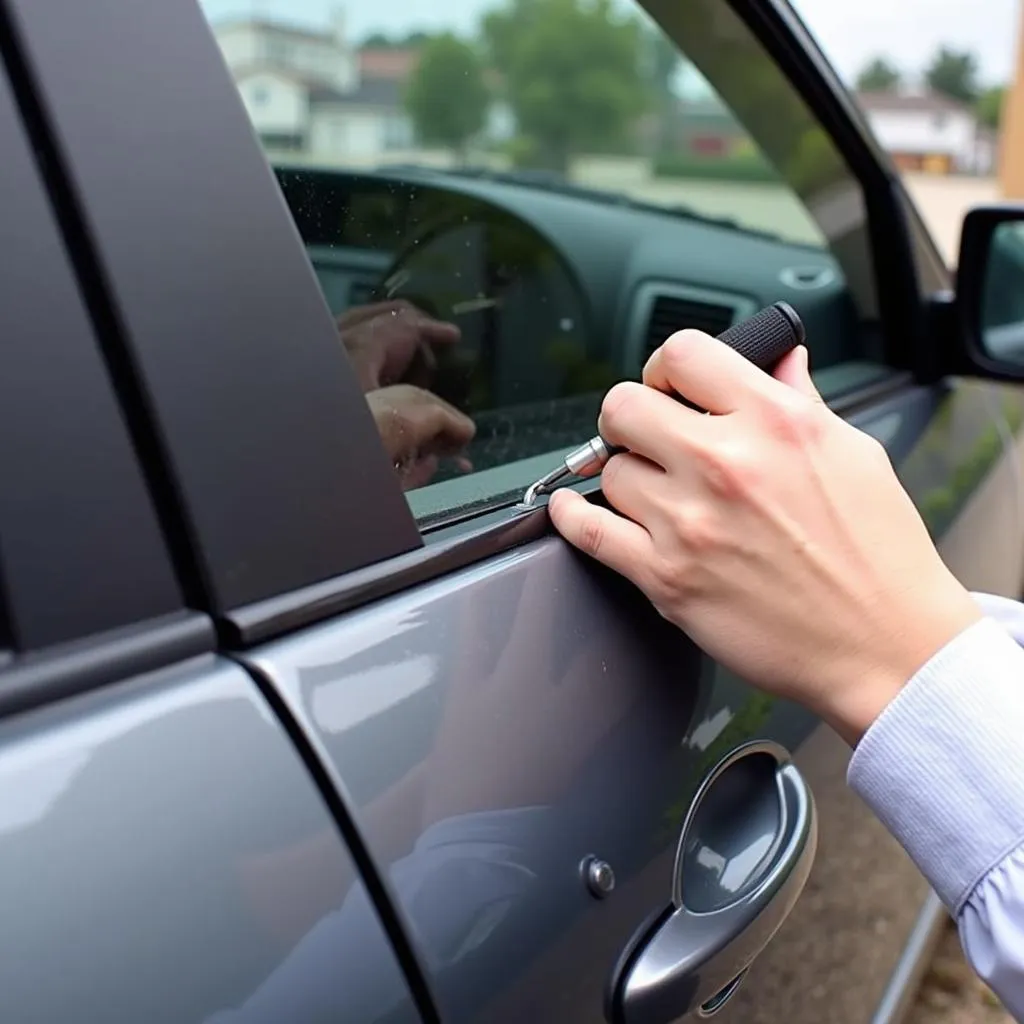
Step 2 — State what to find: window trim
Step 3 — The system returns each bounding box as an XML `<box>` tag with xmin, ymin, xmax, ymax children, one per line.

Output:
<box><xmin>0</xmin><ymin>48</ymin><xmax>196</xmax><ymax>653</ymax></box>
<box><xmin>0</xmin><ymin>49</ymin><xmax>216</xmax><ymax>713</ymax></box>
<box><xmin>224</xmin><ymin>368</ymin><xmax>913</xmax><ymax>646</ymax></box>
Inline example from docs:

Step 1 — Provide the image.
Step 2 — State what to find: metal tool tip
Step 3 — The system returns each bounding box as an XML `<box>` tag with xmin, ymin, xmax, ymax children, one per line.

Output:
<box><xmin>522</xmin><ymin>466</ymin><xmax>570</xmax><ymax>506</ymax></box>
<box><xmin>523</xmin><ymin>479</ymin><xmax>551</xmax><ymax>506</ymax></box>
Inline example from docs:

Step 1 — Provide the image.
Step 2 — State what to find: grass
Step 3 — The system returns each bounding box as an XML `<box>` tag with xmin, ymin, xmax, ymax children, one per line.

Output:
<box><xmin>652</xmin><ymin>151</ymin><xmax>779</xmax><ymax>184</ymax></box>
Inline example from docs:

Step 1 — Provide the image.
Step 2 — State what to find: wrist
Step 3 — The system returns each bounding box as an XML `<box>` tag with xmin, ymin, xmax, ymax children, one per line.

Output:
<box><xmin>818</xmin><ymin>585</ymin><xmax>983</xmax><ymax>746</ymax></box>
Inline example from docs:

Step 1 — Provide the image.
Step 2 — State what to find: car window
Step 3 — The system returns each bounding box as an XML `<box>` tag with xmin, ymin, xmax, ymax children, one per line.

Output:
<box><xmin>198</xmin><ymin>0</ymin><xmax>880</xmax><ymax>528</ymax></box>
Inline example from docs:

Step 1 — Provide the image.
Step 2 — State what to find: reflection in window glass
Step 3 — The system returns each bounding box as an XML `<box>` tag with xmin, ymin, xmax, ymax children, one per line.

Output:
<box><xmin>982</xmin><ymin>221</ymin><xmax>1024</xmax><ymax>364</ymax></box>
<box><xmin>199</xmin><ymin>0</ymin><xmax>871</xmax><ymax>524</ymax></box>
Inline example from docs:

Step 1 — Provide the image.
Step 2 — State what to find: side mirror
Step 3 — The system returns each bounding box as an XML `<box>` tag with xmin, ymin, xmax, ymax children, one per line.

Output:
<box><xmin>956</xmin><ymin>205</ymin><xmax>1024</xmax><ymax>376</ymax></box>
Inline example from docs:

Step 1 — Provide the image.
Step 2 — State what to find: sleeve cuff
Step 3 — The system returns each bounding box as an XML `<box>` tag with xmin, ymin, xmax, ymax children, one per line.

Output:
<box><xmin>848</xmin><ymin>613</ymin><xmax>1024</xmax><ymax>913</ymax></box>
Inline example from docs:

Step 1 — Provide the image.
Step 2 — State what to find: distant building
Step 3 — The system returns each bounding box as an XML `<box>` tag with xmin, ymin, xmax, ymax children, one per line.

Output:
<box><xmin>211</xmin><ymin>12</ymin><xmax>416</xmax><ymax>160</ymax></box>
<box><xmin>673</xmin><ymin>95</ymin><xmax>749</xmax><ymax>157</ymax></box>
<box><xmin>855</xmin><ymin>90</ymin><xmax>995</xmax><ymax>175</ymax></box>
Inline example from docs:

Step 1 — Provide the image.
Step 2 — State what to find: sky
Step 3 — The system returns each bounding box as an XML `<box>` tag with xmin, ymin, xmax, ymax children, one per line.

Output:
<box><xmin>199</xmin><ymin>0</ymin><xmax>1022</xmax><ymax>88</ymax></box>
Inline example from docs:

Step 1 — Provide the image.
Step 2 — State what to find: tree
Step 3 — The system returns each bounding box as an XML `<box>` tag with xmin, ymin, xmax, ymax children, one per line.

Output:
<box><xmin>404</xmin><ymin>33</ymin><xmax>489</xmax><ymax>160</ymax></box>
<box><xmin>362</xmin><ymin>30</ymin><xmax>432</xmax><ymax>49</ymax></box>
<box><xmin>641</xmin><ymin>26</ymin><xmax>680</xmax><ymax>153</ymax></box>
<box><xmin>482</xmin><ymin>0</ymin><xmax>648</xmax><ymax>172</ymax></box>
<box><xmin>925</xmin><ymin>47</ymin><xmax>980</xmax><ymax>104</ymax></box>
<box><xmin>643</xmin><ymin>27</ymin><xmax>679</xmax><ymax>101</ymax></box>
<box><xmin>977</xmin><ymin>86</ymin><xmax>1006</xmax><ymax>130</ymax></box>
<box><xmin>855</xmin><ymin>57</ymin><xmax>901</xmax><ymax>92</ymax></box>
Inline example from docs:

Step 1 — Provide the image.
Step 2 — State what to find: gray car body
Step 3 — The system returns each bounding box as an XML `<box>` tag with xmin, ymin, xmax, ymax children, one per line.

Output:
<box><xmin>0</xmin><ymin>1</ymin><xmax>1022</xmax><ymax>1024</ymax></box>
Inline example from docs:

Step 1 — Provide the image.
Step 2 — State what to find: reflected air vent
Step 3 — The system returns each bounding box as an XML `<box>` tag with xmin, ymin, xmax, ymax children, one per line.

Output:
<box><xmin>779</xmin><ymin>265</ymin><xmax>835</xmax><ymax>290</ymax></box>
<box><xmin>645</xmin><ymin>295</ymin><xmax>736</xmax><ymax>359</ymax></box>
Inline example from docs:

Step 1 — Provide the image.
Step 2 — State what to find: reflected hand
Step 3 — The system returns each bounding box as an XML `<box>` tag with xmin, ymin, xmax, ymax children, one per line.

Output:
<box><xmin>338</xmin><ymin>299</ymin><xmax>461</xmax><ymax>393</ymax></box>
<box><xmin>367</xmin><ymin>384</ymin><xmax>476</xmax><ymax>490</ymax></box>
<box><xmin>548</xmin><ymin>332</ymin><xmax>981</xmax><ymax>746</ymax></box>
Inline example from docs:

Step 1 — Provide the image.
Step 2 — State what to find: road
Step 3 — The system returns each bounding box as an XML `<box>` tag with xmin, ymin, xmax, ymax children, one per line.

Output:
<box><xmin>570</xmin><ymin>158</ymin><xmax>998</xmax><ymax>266</ymax></box>
<box><xmin>902</xmin><ymin>173</ymin><xmax>999</xmax><ymax>265</ymax></box>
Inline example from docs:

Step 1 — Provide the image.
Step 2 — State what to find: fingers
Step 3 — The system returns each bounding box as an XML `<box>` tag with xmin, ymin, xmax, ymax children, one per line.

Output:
<box><xmin>337</xmin><ymin>299</ymin><xmax>415</xmax><ymax>328</ymax></box>
<box><xmin>599</xmin><ymin>451</ymin><xmax>666</xmax><ymax>526</ymax></box>
<box><xmin>339</xmin><ymin>299</ymin><xmax>462</xmax><ymax>393</ymax></box>
<box><xmin>416</xmin><ymin>397</ymin><xmax>476</xmax><ymax>455</ymax></box>
<box><xmin>643</xmin><ymin>329</ymin><xmax>783</xmax><ymax>414</ymax></box>
<box><xmin>398</xmin><ymin>453</ymin><xmax>440</xmax><ymax>491</ymax></box>
<box><xmin>367</xmin><ymin>385</ymin><xmax>475</xmax><ymax>463</ymax></box>
<box><xmin>338</xmin><ymin>300</ymin><xmax>460</xmax><ymax>343</ymax></box>
<box><xmin>598</xmin><ymin>381</ymin><xmax>704</xmax><ymax>470</ymax></box>
<box><xmin>772</xmin><ymin>345</ymin><xmax>823</xmax><ymax>402</ymax></box>
<box><xmin>413</xmin><ymin>317</ymin><xmax>461</xmax><ymax>345</ymax></box>
<box><xmin>548</xmin><ymin>489</ymin><xmax>656</xmax><ymax>588</ymax></box>
<box><xmin>397</xmin><ymin>388</ymin><xmax>476</xmax><ymax>456</ymax></box>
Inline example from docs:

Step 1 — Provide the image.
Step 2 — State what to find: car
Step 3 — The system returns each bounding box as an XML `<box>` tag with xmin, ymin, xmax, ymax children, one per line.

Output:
<box><xmin>1</xmin><ymin>0</ymin><xmax>1023</xmax><ymax>1021</ymax></box>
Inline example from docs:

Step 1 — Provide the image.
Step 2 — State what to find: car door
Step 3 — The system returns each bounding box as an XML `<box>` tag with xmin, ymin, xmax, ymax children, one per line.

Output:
<box><xmin>7</xmin><ymin>0</ymin><xmax>1023</xmax><ymax>1022</ymax></box>
<box><xmin>0</xmin><ymin>24</ymin><xmax>426</xmax><ymax>1024</ymax></box>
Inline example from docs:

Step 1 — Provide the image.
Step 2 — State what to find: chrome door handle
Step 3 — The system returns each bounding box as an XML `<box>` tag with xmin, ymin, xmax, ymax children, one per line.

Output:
<box><xmin>608</xmin><ymin>741</ymin><xmax>817</xmax><ymax>1022</ymax></box>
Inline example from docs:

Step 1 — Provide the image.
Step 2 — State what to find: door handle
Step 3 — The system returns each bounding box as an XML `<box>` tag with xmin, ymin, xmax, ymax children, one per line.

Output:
<box><xmin>608</xmin><ymin>741</ymin><xmax>817</xmax><ymax>1022</ymax></box>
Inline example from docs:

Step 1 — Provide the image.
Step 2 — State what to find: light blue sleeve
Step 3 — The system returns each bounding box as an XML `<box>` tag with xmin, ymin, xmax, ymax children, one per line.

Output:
<box><xmin>848</xmin><ymin>593</ymin><xmax>1024</xmax><ymax>1021</ymax></box>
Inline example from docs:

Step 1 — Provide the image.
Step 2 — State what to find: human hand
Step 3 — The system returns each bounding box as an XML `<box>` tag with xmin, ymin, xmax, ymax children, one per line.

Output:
<box><xmin>367</xmin><ymin>384</ymin><xmax>475</xmax><ymax>490</ymax></box>
<box><xmin>548</xmin><ymin>331</ymin><xmax>982</xmax><ymax>745</ymax></box>
<box><xmin>338</xmin><ymin>300</ymin><xmax>461</xmax><ymax>393</ymax></box>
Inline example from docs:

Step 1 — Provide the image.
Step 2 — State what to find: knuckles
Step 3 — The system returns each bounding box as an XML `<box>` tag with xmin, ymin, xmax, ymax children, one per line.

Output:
<box><xmin>599</xmin><ymin>381</ymin><xmax>649</xmax><ymax>439</ymax></box>
<box><xmin>659</xmin><ymin>330</ymin><xmax>707</xmax><ymax>375</ymax></box>
<box><xmin>692</xmin><ymin>440</ymin><xmax>760</xmax><ymax>501</ymax></box>
<box><xmin>646</xmin><ymin>545</ymin><xmax>698</xmax><ymax>611</ymax></box>
<box><xmin>759</xmin><ymin>393</ymin><xmax>826</xmax><ymax>449</ymax></box>
<box><xmin>673</xmin><ymin>504</ymin><xmax>722</xmax><ymax>556</ymax></box>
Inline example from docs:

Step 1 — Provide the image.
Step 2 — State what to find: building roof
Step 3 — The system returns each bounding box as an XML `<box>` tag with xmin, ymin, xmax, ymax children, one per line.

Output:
<box><xmin>312</xmin><ymin>76</ymin><xmax>404</xmax><ymax>109</ymax></box>
<box><xmin>212</xmin><ymin>16</ymin><xmax>333</xmax><ymax>44</ymax></box>
<box><xmin>232</xmin><ymin>63</ymin><xmax>404</xmax><ymax>110</ymax></box>
<box><xmin>855</xmin><ymin>90</ymin><xmax>973</xmax><ymax>116</ymax></box>
<box><xmin>358</xmin><ymin>48</ymin><xmax>419</xmax><ymax>80</ymax></box>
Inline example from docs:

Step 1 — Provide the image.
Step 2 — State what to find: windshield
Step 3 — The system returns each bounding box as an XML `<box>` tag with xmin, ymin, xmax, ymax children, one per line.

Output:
<box><xmin>199</xmin><ymin>0</ymin><xmax>828</xmax><ymax>249</ymax></box>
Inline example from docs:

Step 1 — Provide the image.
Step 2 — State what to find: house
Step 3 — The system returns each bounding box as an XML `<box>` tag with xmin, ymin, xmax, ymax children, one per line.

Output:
<box><xmin>673</xmin><ymin>94</ymin><xmax>749</xmax><ymax>157</ymax></box>
<box><xmin>637</xmin><ymin>87</ymin><xmax>754</xmax><ymax>163</ymax></box>
<box><xmin>211</xmin><ymin>11</ymin><xmax>415</xmax><ymax>161</ymax></box>
<box><xmin>855</xmin><ymin>90</ymin><xmax>995</xmax><ymax>175</ymax></box>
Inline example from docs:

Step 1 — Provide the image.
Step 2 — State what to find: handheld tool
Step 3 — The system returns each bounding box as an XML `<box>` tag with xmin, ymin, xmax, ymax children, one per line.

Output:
<box><xmin>521</xmin><ymin>301</ymin><xmax>806</xmax><ymax>506</ymax></box>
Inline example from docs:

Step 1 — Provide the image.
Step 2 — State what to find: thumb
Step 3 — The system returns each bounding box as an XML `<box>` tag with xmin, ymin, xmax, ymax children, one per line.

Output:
<box><xmin>772</xmin><ymin>345</ymin><xmax>821</xmax><ymax>401</ymax></box>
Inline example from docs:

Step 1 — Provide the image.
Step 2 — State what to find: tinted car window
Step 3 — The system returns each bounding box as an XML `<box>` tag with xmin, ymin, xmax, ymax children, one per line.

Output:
<box><xmin>199</xmin><ymin>0</ymin><xmax>879</xmax><ymax>526</ymax></box>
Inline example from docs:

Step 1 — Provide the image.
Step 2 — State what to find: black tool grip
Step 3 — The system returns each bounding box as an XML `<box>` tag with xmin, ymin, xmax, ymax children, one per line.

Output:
<box><xmin>715</xmin><ymin>301</ymin><xmax>805</xmax><ymax>373</ymax></box>
<box><xmin>599</xmin><ymin>301</ymin><xmax>805</xmax><ymax>460</ymax></box>
<box><xmin>647</xmin><ymin>300</ymin><xmax>804</xmax><ymax>414</ymax></box>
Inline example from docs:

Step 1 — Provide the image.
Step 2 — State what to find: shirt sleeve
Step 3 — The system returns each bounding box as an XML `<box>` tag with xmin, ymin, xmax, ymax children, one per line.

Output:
<box><xmin>847</xmin><ymin>592</ymin><xmax>1024</xmax><ymax>1021</ymax></box>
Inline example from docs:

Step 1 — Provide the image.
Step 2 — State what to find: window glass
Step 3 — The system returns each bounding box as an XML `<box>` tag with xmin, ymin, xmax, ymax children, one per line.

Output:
<box><xmin>200</xmin><ymin>0</ymin><xmax>879</xmax><ymax>527</ymax></box>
